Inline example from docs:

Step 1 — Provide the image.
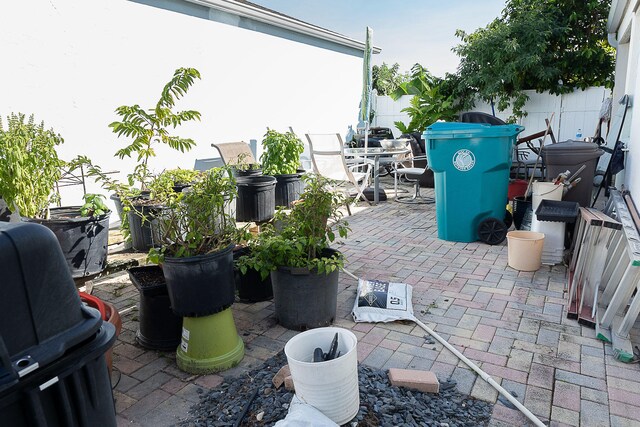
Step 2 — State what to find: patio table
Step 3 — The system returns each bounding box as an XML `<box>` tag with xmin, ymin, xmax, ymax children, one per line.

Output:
<box><xmin>344</xmin><ymin>147</ymin><xmax>410</xmax><ymax>204</ymax></box>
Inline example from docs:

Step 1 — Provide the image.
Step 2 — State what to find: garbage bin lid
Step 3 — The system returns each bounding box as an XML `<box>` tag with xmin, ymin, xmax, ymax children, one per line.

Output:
<box><xmin>424</xmin><ymin>122</ymin><xmax>524</xmax><ymax>139</ymax></box>
<box><xmin>541</xmin><ymin>140</ymin><xmax>601</xmax><ymax>154</ymax></box>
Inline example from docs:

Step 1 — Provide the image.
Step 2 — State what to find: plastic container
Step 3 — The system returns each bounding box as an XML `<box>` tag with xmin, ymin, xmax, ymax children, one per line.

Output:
<box><xmin>424</xmin><ymin>122</ymin><xmax>524</xmax><ymax>242</ymax></box>
<box><xmin>26</xmin><ymin>207</ymin><xmax>111</xmax><ymax>278</ymax></box>
<box><xmin>128</xmin><ymin>266</ymin><xmax>183</xmax><ymax>351</ymax></box>
<box><xmin>235</xmin><ymin>175</ymin><xmax>276</xmax><ymax>222</ymax></box>
<box><xmin>535</xmin><ymin>200</ymin><xmax>579</xmax><ymax>223</ymax></box>
<box><xmin>507</xmin><ymin>179</ymin><xmax>529</xmax><ymax>200</ymax></box>
<box><xmin>274</xmin><ymin>172</ymin><xmax>304</xmax><ymax>208</ymax></box>
<box><xmin>0</xmin><ymin>222</ymin><xmax>102</xmax><ymax>372</ymax></box>
<box><xmin>512</xmin><ymin>196</ymin><xmax>532</xmax><ymax>230</ymax></box>
<box><xmin>284</xmin><ymin>327</ymin><xmax>359</xmax><ymax>425</ymax></box>
<box><xmin>163</xmin><ymin>244</ymin><xmax>236</xmax><ymax>317</ymax></box>
<box><xmin>530</xmin><ymin>182</ymin><xmax>565</xmax><ymax>265</ymax></box>
<box><xmin>541</xmin><ymin>141</ymin><xmax>603</xmax><ymax>207</ymax></box>
<box><xmin>0</xmin><ymin>325</ymin><xmax>117</xmax><ymax>427</ymax></box>
<box><xmin>507</xmin><ymin>231</ymin><xmax>545</xmax><ymax>271</ymax></box>
<box><xmin>531</xmin><ymin>181</ymin><xmax>563</xmax><ymax>210</ymax></box>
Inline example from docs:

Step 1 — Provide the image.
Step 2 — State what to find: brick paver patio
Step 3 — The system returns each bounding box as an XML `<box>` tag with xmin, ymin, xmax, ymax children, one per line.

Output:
<box><xmin>91</xmin><ymin>186</ymin><xmax>640</xmax><ymax>427</ymax></box>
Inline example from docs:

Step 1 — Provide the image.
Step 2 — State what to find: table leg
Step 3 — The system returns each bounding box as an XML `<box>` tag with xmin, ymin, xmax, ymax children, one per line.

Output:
<box><xmin>374</xmin><ymin>156</ymin><xmax>380</xmax><ymax>204</ymax></box>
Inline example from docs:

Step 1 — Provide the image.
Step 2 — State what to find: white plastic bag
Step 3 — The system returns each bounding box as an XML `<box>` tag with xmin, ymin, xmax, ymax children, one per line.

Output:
<box><xmin>274</xmin><ymin>394</ymin><xmax>338</xmax><ymax>427</ymax></box>
<box><xmin>352</xmin><ymin>278</ymin><xmax>414</xmax><ymax>323</ymax></box>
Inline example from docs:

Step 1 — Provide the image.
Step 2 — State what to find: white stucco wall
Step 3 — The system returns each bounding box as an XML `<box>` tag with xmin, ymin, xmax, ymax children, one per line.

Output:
<box><xmin>0</xmin><ymin>0</ymin><xmax>363</xmax><ymax>209</ymax></box>
<box><xmin>609</xmin><ymin>2</ymin><xmax>640</xmax><ymax>202</ymax></box>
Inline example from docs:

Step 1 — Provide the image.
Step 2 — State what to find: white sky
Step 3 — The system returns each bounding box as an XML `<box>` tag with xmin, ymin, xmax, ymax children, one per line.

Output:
<box><xmin>253</xmin><ymin>0</ymin><xmax>507</xmax><ymax>77</ymax></box>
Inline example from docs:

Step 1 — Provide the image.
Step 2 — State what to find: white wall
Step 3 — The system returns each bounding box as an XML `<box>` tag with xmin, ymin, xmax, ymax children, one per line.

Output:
<box><xmin>374</xmin><ymin>88</ymin><xmax>611</xmax><ymax>142</ymax></box>
<box><xmin>0</xmin><ymin>0</ymin><xmax>363</xmax><ymax>209</ymax></box>
<box><xmin>610</xmin><ymin>6</ymin><xmax>639</xmax><ymax>202</ymax></box>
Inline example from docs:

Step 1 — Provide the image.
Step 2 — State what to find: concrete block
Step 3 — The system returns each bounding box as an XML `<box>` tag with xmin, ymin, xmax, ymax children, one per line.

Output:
<box><xmin>388</xmin><ymin>368</ymin><xmax>440</xmax><ymax>393</ymax></box>
<box><xmin>284</xmin><ymin>375</ymin><xmax>295</xmax><ymax>391</ymax></box>
<box><xmin>272</xmin><ymin>364</ymin><xmax>290</xmax><ymax>389</ymax></box>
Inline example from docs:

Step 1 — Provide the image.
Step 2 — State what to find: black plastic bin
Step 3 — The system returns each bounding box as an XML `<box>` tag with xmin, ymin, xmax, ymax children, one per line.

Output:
<box><xmin>0</xmin><ymin>222</ymin><xmax>116</xmax><ymax>426</ymax></box>
<box><xmin>535</xmin><ymin>200</ymin><xmax>580</xmax><ymax>223</ymax></box>
<box><xmin>0</xmin><ymin>325</ymin><xmax>116</xmax><ymax>427</ymax></box>
<box><xmin>0</xmin><ymin>222</ymin><xmax>102</xmax><ymax>369</ymax></box>
<box><xmin>541</xmin><ymin>141</ymin><xmax>603</xmax><ymax>207</ymax></box>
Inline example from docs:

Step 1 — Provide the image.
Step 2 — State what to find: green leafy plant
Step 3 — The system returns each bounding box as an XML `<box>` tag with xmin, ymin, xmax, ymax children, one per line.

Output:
<box><xmin>80</xmin><ymin>193</ymin><xmax>109</xmax><ymax>218</ymax></box>
<box><xmin>452</xmin><ymin>0</ymin><xmax>614</xmax><ymax>119</ymax></box>
<box><xmin>260</xmin><ymin>129</ymin><xmax>304</xmax><ymax>175</ymax></box>
<box><xmin>372</xmin><ymin>62</ymin><xmax>410</xmax><ymax>96</ymax></box>
<box><xmin>148</xmin><ymin>168</ymin><xmax>201</xmax><ymax>204</ymax></box>
<box><xmin>0</xmin><ymin>113</ymin><xmax>65</xmax><ymax>218</ymax></box>
<box><xmin>229</xmin><ymin>152</ymin><xmax>261</xmax><ymax>172</ymax></box>
<box><xmin>238</xmin><ymin>174</ymin><xmax>350</xmax><ymax>280</ymax></box>
<box><xmin>110</xmin><ymin>67</ymin><xmax>202</xmax><ymax>190</ymax></box>
<box><xmin>390</xmin><ymin>64</ymin><xmax>461</xmax><ymax>134</ymax></box>
<box><xmin>148</xmin><ymin>166</ymin><xmax>246</xmax><ymax>263</ymax></box>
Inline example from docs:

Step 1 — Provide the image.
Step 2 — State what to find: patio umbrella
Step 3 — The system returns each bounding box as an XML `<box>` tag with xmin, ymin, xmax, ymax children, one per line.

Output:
<box><xmin>358</xmin><ymin>26</ymin><xmax>373</xmax><ymax>153</ymax></box>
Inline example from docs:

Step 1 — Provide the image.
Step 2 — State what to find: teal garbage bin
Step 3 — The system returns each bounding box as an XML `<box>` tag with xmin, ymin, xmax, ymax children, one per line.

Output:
<box><xmin>424</xmin><ymin>122</ymin><xmax>524</xmax><ymax>244</ymax></box>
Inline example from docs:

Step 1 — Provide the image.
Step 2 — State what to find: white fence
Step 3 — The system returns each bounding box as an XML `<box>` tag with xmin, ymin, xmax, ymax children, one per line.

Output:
<box><xmin>372</xmin><ymin>87</ymin><xmax>611</xmax><ymax>142</ymax></box>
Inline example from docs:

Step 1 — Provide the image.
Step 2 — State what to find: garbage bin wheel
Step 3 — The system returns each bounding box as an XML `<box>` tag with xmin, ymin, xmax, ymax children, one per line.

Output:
<box><xmin>504</xmin><ymin>210</ymin><xmax>513</xmax><ymax>229</ymax></box>
<box><xmin>478</xmin><ymin>217</ymin><xmax>508</xmax><ymax>245</ymax></box>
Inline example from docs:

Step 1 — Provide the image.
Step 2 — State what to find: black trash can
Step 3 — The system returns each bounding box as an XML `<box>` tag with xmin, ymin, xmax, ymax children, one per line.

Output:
<box><xmin>541</xmin><ymin>141</ymin><xmax>603</xmax><ymax>207</ymax></box>
<box><xmin>0</xmin><ymin>222</ymin><xmax>117</xmax><ymax>426</ymax></box>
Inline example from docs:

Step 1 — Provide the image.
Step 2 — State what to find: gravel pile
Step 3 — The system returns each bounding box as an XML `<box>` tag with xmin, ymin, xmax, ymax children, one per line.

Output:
<box><xmin>181</xmin><ymin>351</ymin><xmax>493</xmax><ymax>427</ymax></box>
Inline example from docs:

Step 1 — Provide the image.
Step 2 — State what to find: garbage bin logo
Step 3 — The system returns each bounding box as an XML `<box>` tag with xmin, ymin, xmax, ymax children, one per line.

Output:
<box><xmin>453</xmin><ymin>149</ymin><xmax>476</xmax><ymax>171</ymax></box>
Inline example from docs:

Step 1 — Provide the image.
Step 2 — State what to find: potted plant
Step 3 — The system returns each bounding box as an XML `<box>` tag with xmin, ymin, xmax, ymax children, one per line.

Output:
<box><xmin>104</xmin><ymin>67</ymin><xmax>202</xmax><ymax>250</ymax></box>
<box><xmin>228</xmin><ymin>152</ymin><xmax>263</xmax><ymax>178</ymax></box>
<box><xmin>260</xmin><ymin>128</ymin><xmax>305</xmax><ymax>207</ymax></box>
<box><xmin>149</xmin><ymin>166</ymin><xmax>246</xmax><ymax>373</ymax></box>
<box><xmin>127</xmin><ymin>264</ymin><xmax>183</xmax><ymax>351</ymax></box>
<box><xmin>0</xmin><ymin>113</ymin><xmax>112</xmax><ymax>278</ymax></box>
<box><xmin>238</xmin><ymin>174</ymin><xmax>349</xmax><ymax>330</ymax></box>
<box><xmin>233</xmin><ymin>245</ymin><xmax>273</xmax><ymax>302</ymax></box>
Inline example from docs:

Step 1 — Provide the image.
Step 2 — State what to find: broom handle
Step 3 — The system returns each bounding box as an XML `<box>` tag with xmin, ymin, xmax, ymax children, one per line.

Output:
<box><xmin>413</xmin><ymin>317</ymin><xmax>547</xmax><ymax>427</ymax></box>
<box><xmin>524</xmin><ymin>113</ymin><xmax>555</xmax><ymax>199</ymax></box>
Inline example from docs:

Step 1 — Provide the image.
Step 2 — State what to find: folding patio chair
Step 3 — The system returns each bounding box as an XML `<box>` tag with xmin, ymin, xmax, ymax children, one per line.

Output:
<box><xmin>305</xmin><ymin>133</ymin><xmax>373</xmax><ymax>212</ymax></box>
<box><xmin>211</xmin><ymin>141</ymin><xmax>256</xmax><ymax>166</ymax></box>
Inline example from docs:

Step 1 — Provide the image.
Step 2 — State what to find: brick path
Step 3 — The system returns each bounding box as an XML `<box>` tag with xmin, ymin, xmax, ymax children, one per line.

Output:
<box><xmin>91</xmin><ymin>187</ymin><xmax>640</xmax><ymax>427</ymax></box>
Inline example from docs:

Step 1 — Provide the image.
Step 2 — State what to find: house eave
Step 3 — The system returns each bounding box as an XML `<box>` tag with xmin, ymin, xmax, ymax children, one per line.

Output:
<box><xmin>184</xmin><ymin>0</ymin><xmax>382</xmax><ymax>54</ymax></box>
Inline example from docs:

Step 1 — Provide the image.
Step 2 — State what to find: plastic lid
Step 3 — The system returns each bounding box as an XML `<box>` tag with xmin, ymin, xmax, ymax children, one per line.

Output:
<box><xmin>424</xmin><ymin>121</ymin><xmax>524</xmax><ymax>139</ymax></box>
<box><xmin>541</xmin><ymin>140</ymin><xmax>601</xmax><ymax>154</ymax></box>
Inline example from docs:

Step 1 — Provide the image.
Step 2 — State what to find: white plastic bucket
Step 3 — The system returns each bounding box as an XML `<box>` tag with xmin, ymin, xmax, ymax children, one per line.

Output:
<box><xmin>531</xmin><ymin>215</ymin><xmax>565</xmax><ymax>264</ymax></box>
<box><xmin>284</xmin><ymin>327</ymin><xmax>359</xmax><ymax>425</ymax></box>
<box><xmin>507</xmin><ymin>231</ymin><xmax>545</xmax><ymax>271</ymax></box>
<box><xmin>532</xmin><ymin>181</ymin><xmax>563</xmax><ymax>210</ymax></box>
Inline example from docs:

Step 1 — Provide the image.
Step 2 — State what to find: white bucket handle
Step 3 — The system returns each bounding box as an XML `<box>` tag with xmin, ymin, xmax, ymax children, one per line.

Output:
<box><xmin>533</xmin><ymin>183</ymin><xmax>562</xmax><ymax>197</ymax></box>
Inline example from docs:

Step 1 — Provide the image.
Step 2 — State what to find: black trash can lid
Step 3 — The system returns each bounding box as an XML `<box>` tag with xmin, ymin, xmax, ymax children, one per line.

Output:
<box><xmin>541</xmin><ymin>140</ymin><xmax>604</xmax><ymax>162</ymax></box>
<box><xmin>541</xmin><ymin>140</ymin><xmax>601</xmax><ymax>154</ymax></box>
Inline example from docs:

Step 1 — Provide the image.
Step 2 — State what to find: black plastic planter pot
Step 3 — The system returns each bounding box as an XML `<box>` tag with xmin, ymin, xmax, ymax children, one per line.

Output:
<box><xmin>274</xmin><ymin>172</ymin><xmax>304</xmax><ymax>208</ymax></box>
<box><xmin>231</xmin><ymin>165</ymin><xmax>263</xmax><ymax>178</ymax></box>
<box><xmin>512</xmin><ymin>196</ymin><xmax>533</xmax><ymax>230</ymax></box>
<box><xmin>233</xmin><ymin>247</ymin><xmax>273</xmax><ymax>302</ymax></box>
<box><xmin>235</xmin><ymin>175</ymin><xmax>277</xmax><ymax>222</ymax></box>
<box><xmin>128</xmin><ymin>203</ymin><xmax>164</xmax><ymax>251</ymax></box>
<box><xmin>25</xmin><ymin>207</ymin><xmax>111</xmax><ymax>278</ymax></box>
<box><xmin>270</xmin><ymin>249</ymin><xmax>339</xmax><ymax>331</ymax></box>
<box><xmin>163</xmin><ymin>244</ymin><xmax>236</xmax><ymax>317</ymax></box>
<box><xmin>128</xmin><ymin>265</ymin><xmax>183</xmax><ymax>351</ymax></box>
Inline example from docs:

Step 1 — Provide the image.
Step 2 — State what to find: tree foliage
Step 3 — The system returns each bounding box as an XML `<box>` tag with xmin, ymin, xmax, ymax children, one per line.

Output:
<box><xmin>372</xmin><ymin>63</ymin><xmax>409</xmax><ymax>96</ymax></box>
<box><xmin>110</xmin><ymin>67</ymin><xmax>202</xmax><ymax>189</ymax></box>
<box><xmin>390</xmin><ymin>64</ymin><xmax>460</xmax><ymax>133</ymax></box>
<box><xmin>453</xmin><ymin>0</ymin><xmax>615</xmax><ymax>117</ymax></box>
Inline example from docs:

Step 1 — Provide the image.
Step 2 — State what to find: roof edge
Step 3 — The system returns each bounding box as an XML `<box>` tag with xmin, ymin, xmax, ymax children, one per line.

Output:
<box><xmin>184</xmin><ymin>0</ymin><xmax>382</xmax><ymax>54</ymax></box>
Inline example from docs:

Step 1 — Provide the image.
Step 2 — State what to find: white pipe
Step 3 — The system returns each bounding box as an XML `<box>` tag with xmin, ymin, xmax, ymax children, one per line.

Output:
<box><xmin>412</xmin><ymin>317</ymin><xmax>547</xmax><ymax>427</ymax></box>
